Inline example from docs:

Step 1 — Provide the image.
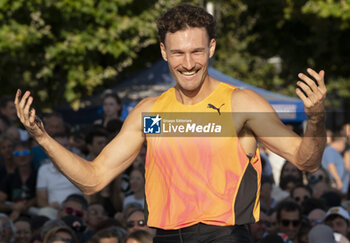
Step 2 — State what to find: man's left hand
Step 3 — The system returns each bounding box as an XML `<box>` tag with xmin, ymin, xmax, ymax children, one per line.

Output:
<box><xmin>296</xmin><ymin>68</ymin><xmax>327</xmax><ymax>122</ymax></box>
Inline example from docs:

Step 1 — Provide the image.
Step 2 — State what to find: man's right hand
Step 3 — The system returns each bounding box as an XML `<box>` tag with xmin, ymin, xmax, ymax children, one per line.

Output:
<box><xmin>14</xmin><ymin>89</ymin><xmax>46</xmax><ymax>141</ymax></box>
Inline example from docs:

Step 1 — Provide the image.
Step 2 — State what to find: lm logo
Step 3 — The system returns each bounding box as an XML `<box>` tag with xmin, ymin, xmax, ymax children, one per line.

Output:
<box><xmin>143</xmin><ymin>115</ymin><xmax>161</xmax><ymax>134</ymax></box>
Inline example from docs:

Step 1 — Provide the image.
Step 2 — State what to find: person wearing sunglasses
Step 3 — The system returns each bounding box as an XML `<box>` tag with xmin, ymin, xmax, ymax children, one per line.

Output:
<box><xmin>58</xmin><ymin>194</ymin><xmax>87</xmax><ymax>221</ymax></box>
<box><xmin>0</xmin><ymin>141</ymin><xmax>37</xmax><ymax>221</ymax></box>
<box><xmin>126</xmin><ymin>209</ymin><xmax>152</xmax><ymax>235</ymax></box>
<box><xmin>290</xmin><ymin>184</ymin><xmax>312</xmax><ymax>206</ymax></box>
<box><xmin>276</xmin><ymin>200</ymin><xmax>302</xmax><ymax>243</ymax></box>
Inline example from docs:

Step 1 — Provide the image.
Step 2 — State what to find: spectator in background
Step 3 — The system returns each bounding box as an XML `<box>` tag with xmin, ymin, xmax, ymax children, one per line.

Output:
<box><xmin>14</xmin><ymin>217</ymin><xmax>32</xmax><ymax>243</ymax></box>
<box><xmin>302</xmin><ymin>197</ymin><xmax>327</xmax><ymax>216</ymax></box>
<box><xmin>69</xmin><ymin>126</ymin><xmax>89</xmax><ymax>158</ymax></box>
<box><xmin>58</xmin><ymin>194</ymin><xmax>88</xmax><ymax>221</ymax></box>
<box><xmin>125</xmin><ymin>230</ymin><xmax>153</xmax><ymax>243</ymax></box>
<box><xmin>308</xmin><ymin>224</ymin><xmax>336</xmax><ymax>243</ymax></box>
<box><xmin>5</xmin><ymin>125</ymin><xmax>21</xmax><ymax>143</ymax></box>
<box><xmin>36</xmin><ymin>133</ymin><xmax>82</xmax><ymax>210</ymax></box>
<box><xmin>123</xmin><ymin>166</ymin><xmax>145</xmax><ymax>209</ymax></box>
<box><xmin>82</xmin><ymin>203</ymin><xmax>108</xmax><ymax>242</ymax></box>
<box><xmin>249</xmin><ymin>211</ymin><xmax>267</xmax><ymax>243</ymax></box>
<box><xmin>126</xmin><ymin>209</ymin><xmax>150</xmax><ymax>235</ymax></box>
<box><xmin>308</xmin><ymin>208</ymin><xmax>326</xmax><ymax>227</ymax></box>
<box><xmin>0</xmin><ymin>142</ymin><xmax>37</xmax><ymax>221</ymax></box>
<box><xmin>43</xmin><ymin>113</ymin><xmax>66</xmax><ymax>137</ymax></box>
<box><xmin>322</xmin><ymin>132</ymin><xmax>349</xmax><ymax>195</ymax></box>
<box><xmin>279</xmin><ymin>160</ymin><xmax>303</xmax><ymax>185</ymax></box>
<box><xmin>87</xmin><ymin>175</ymin><xmax>124</xmax><ymax>218</ymax></box>
<box><xmin>311</xmin><ymin>180</ymin><xmax>332</xmax><ymax>199</ymax></box>
<box><xmin>290</xmin><ymin>184</ymin><xmax>312</xmax><ymax>206</ymax></box>
<box><xmin>0</xmin><ymin>95</ymin><xmax>28</xmax><ymax>142</ymax></box>
<box><xmin>266</xmin><ymin>209</ymin><xmax>278</xmax><ymax>235</ymax></box>
<box><xmin>85</xmin><ymin>127</ymin><xmax>109</xmax><ymax>161</ymax></box>
<box><xmin>324</xmin><ymin>206</ymin><xmax>350</xmax><ymax>240</ymax></box>
<box><xmin>0</xmin><ymin>96</ymin><xmax>17</xmax><ymax>125</ymax></box>
<box><xmin>94</xmin><ymin>91</ymin><xmax>123</xmax><ymax>128</ymax></box>
<box><xmin>307</xmin><ymin>167</ymin><xmax>331</xmax><ymax>186</ymax></box>
<box><xmin>0</xmin><ymin>135</ymin><xmax>16</xmax><ymax>180</ymax></box>
<box><xmin>260</xmin><ymin>176</ymin><xmax>276</xmax><ymax>212</ymax></box>
<box><xmin>89</xmin><ymin>226</ymin><xmax>127</xmax><ymax>243</ymax></box>
<box><xmin>115</xmin><ymin>203</ymin><xmax>143</xmax><ymax>229</ymax></box>
<box><xmin>39</xmin><ymin>219</ymin><xmax>66</xmax><ymax>241</ymax></box>
<box><xmin>276</xmin><ymin>200</ymin><xmax>302</xmax><ymax>243</ymax></box>
<box><xmin>279</xmin><ymin>175</ymin><xmax>300</xmax><ymax>194</ymax></box>
<box><xmin>0</xmin><ymin>213</ymin><xmax>15</xmax><ymax>243</ymax></box>
<box><xmin>29</xmin><ymin>215</ymin><xmax>50</xmax><ymax>242</ymax></box>
<box><xmin>296</xmin><ymin>217</ymin><xmax>311</xmax><ymax>243</ymax></box>
<box><xmin>61</xmin><ymin>215</ymin><xmax>86</xmax><ymax>242</ymax></box>
<box><xmin>43</xmin><ymin>225</ymin><xmax>79</xmax><ymax>243</ymax></box>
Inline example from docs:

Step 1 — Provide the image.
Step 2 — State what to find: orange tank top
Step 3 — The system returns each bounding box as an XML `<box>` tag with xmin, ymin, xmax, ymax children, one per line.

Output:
<box><xmin>145</xmin><ymin>82</ymin><xmax>261</xmax><ymax>229</ymax></box>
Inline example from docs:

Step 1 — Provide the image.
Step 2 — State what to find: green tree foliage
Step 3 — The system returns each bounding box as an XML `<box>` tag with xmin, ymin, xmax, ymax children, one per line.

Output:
<box><xmin>0</xmin><ymin>0</ymin><xmax>183</xmax><ymax>109</ymax></box>
<box><xmin>213</xmin><ymin>0</ymin><xmax>350</xmax><ymax>103</ymax></box>
<box><xmin>1</xmin><ymin>0</ymin><xmax>349</xmax><ymax>110</ymax></box>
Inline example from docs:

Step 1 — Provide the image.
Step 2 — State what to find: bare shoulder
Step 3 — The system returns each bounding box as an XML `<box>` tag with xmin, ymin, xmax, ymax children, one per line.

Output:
<box><xmin>231</xmin><ymin>88</ymin><xmax>275</xmax><ymax>113</ymax></box>
<box><xmin>129</xmin><ymin>96</ymin><xmax>159</xmax><ymax>114</ymax></box>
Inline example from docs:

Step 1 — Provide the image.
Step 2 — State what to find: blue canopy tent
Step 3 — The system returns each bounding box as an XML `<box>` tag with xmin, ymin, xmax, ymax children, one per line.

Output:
<box><xmin>58</xmin><ymin>60</ymin><xmax>306</xmax><ymax>124</ymax></box>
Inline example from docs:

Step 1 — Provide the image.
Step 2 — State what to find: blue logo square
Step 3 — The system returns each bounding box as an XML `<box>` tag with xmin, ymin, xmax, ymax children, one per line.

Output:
<box><xmin>143</xmin><ymin>115</ymin><xmax>161</xmax><ymax>134</ymax></box>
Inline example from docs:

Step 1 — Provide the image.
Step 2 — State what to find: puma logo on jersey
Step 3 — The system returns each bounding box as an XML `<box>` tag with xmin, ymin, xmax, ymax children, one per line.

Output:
<box><xmin>207</xmin><ymin>103</ymin><xmax>225</xmax><ymax>115</ymax></box>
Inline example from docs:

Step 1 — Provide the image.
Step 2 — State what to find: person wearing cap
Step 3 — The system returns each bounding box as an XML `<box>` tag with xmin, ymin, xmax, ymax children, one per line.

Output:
<box><xmin>324</xmin><ymin>206</ymin><xmax>350</xmax><ymax>240</ymax></box>
<box><xmin>308</xmin><ymin>224</ymin><xmax>336</xmax><ymax>243</ymax></box>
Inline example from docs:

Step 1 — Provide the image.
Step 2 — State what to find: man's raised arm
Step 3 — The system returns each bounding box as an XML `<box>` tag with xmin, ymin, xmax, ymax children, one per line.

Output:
<box><xmin>14</xmin><ymin>90</ymin><xmax>153</xmax><ymax>194</ymax></box>
<box><xmin>237</xmin><ymin>68</ymin><xmax>326</xmax><ymax>172</ymax></box>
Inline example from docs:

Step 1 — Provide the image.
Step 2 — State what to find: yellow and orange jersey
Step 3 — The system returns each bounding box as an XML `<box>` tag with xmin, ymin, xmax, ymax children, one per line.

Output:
<box><xmin>145</xmin><ymin>82</ymin><xmax>261</xmax><ymax>229</ymax></box>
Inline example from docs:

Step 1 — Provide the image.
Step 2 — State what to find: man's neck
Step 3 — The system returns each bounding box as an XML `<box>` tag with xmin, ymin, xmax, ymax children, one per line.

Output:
<box><xmin>175</xmin><ymin>76</ymin><xmax>219</xmax><ymax>105</ymax></box>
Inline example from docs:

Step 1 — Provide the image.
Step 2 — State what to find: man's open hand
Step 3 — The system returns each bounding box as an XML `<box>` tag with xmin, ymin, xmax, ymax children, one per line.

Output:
<box><xmin>14</xmin><ymin>89</ymin><xmax>46</xmax><ymax>140</ymax></box>
<box><xmin>296</xmin><ymin>68</ymin><xmax>327</xmax><ymax>122</ymax></box>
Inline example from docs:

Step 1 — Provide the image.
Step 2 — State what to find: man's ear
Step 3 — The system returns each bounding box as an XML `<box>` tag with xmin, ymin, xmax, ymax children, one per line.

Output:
<box><xmin>160</xmin><ymin>42</ymin><xmax>168</xmax><ymax>61</ymax></box>
<box><xmin>209</xmin><ymin>38</ymin><xmax>216</xmax><ymax>58</ymax></box>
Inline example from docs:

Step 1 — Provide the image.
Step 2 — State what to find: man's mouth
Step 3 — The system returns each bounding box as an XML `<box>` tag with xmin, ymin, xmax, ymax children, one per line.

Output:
<box><xmin>178</xmin><ymin>69</ymin><xmax>200</xmax><ymax>77</ymax></box>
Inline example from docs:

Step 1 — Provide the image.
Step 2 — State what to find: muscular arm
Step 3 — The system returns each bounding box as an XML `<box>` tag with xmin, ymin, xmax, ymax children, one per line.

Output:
<box><xmin>233</xmin><ymin>69</ymin><xmax>326</xmax><ymax>172</ymax></box>
<box><xmin>15</xmin><ymin>91</ymin><xmax>155</xmax><ymax>194</ymax></box>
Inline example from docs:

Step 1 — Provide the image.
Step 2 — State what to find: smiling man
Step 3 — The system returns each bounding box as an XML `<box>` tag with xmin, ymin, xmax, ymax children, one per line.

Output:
<box><xmin>14</xmin><ymin>3</ymin><xmax>327</xmax><ymax>243</ymax></box>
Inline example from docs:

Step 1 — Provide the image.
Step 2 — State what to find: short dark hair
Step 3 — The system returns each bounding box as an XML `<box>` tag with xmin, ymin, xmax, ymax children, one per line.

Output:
<box><xmin>157</xmin><ymin>3</ymin><xmax>216</xmax><ymax>44</ymax></box>
<box><xmin>126</xmin><ymin>230</ymin><xmax>153</xmax><ymax>243</ymax></box>
<box><xmin>62</xmin><ymin>194</ymin><xmax>88</xmax><ymax>211</ymax></box>
<box><xmin>90</xmin><ymin>226</ymin><xmax>127</xmax><ymax>242</ymax></box>
<box><xmin>276</xmin><ymin>200</ymin><xmax>302</xmax><ymax>222</ymax></box>
<box><xmin>279</xmin><ymin>175</ymin><xmax>300</xmax><ymax>191</ymax></box>
<box><xmin>85</xmin><ymin>126</ymin><xmax>109</xmax><ymax>145</ymax></box>
<box><xmin>291</xmin><ymin>184</ymin><xmax>313</xmax><ymax>198</ymax></box>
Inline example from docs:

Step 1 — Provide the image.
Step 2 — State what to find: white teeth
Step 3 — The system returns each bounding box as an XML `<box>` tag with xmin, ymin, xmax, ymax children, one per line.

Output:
<box><xmin>181</xmin><ymin>71</ymin><xmax>196</xmax><ymax>76</ymax></box>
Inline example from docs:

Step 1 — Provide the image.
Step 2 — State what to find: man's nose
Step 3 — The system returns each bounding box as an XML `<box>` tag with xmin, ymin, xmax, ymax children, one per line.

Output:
<box><xmin>183</xmin><ymin>54</ymin><xmax>195</xmax><ymax>70</ymax></box>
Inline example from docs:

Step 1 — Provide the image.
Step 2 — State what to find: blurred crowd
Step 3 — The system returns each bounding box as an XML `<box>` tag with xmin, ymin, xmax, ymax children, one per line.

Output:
<box><xmin>0</xmin><ymin>91</ymin><xmax>349</xmax><ymax>243</ymax></box>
